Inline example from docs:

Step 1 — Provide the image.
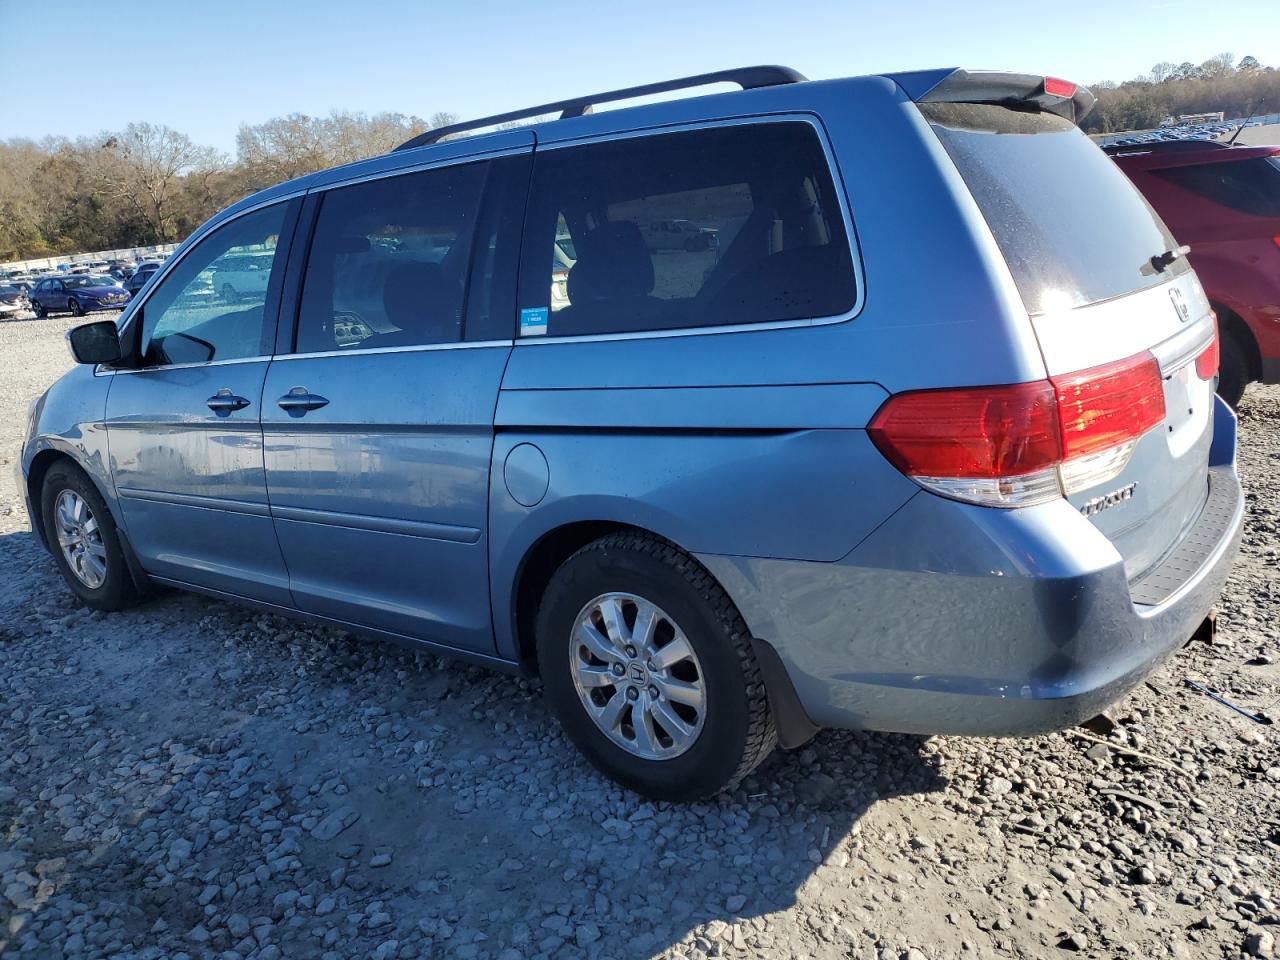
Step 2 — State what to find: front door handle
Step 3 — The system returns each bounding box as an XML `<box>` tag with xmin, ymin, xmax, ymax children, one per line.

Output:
<box><xmin>277</xmin><ymin>386</ymin><xmax>330</xmax><ymax>416</ymax></box>
<box><xmin>207</xmin><ymin>388</ymin><xmax>251</xmax><ymax>415</ymax></box>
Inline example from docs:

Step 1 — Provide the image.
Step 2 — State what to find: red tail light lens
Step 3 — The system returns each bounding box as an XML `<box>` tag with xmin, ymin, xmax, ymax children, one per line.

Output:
<box><xmin>868</xmin><ymin>382</ymin><xmax>1060</xmax><ymax>479</ymax></box>
<box><xmin>1043</xmin><ymin>77</ymin><xmax>1077</xmax><ymax>98</ymax></box>
<box><xmin>1195</xmin><ymin>329</ymin><xmax>1219</xmax><ymax>380</ymax></box>
<box><xmin>870</xmin><ymin>351</ymin><xmax>1166</xmax><ymax>508</ymax></box>
<box><xmin>1050</xmin><ymin>353</ymin><xmax>1166</xmax><ymax>461</ymax></box>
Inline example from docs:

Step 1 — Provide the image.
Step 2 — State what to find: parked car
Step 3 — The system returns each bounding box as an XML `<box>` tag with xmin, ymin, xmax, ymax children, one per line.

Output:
<box><xmin>108</xmin><ymin>260</ymin><xmax>137</xmax><ymax>280</ymax></box>
<box><xmin>21</xmin><ymin>66</ymin><xmax>1242</xmax><ymax>800</ymax></box>
<box><xmin>4</xmin><ymin>274</ymin><xmax>35</xmax><ymax>295</ymax></box>
<box><xmin>125</xmin><ymin>261</ymin><xmax>164</xmax><ymax>296</ymax></box>
<box><xmin>0</xmin><ymin>284</ymin><xmax>30</xmax><ymax>317</ymax></box>
<box><xmin>1107</xmin><ymin>139</ymin><xmax>1280</xmax><ymax>406</ymax></box>
<box><xmin>29</xmin><ymin>275</ymin><xmax>130</xmax><ymax>317</ymax></box>
<box><xmin>211</xmin><ymin>253</ymin><xmax>274</xmax><ymax>302</ymax></box>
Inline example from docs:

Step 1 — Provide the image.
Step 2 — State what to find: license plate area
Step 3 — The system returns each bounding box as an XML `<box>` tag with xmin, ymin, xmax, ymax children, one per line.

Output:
<box><xmin>1163</xmin><ymin>360</ymin><xmax>1210</xmax><ymax>457</ymax></box>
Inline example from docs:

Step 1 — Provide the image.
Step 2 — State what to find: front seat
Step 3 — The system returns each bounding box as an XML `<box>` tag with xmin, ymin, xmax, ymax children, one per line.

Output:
<box><xmin>372</xmin><ymin>261</ymin><xmax>458</xmax><ymax>347</ymax></box>
<box><xmin>555</xmin><ymin>221</ymin><xmax>659</xmax><ymax>335</ymax></box>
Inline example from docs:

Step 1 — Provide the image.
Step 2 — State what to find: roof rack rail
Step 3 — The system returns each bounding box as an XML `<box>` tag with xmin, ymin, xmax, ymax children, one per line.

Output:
<box><xmin>394</xmin><ymin>65</ymin><xmax>807</xmax><ymax>152</ymax></box>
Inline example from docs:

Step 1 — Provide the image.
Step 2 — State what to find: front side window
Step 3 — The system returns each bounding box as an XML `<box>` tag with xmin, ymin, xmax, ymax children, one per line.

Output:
<box><xmin>519</xmin><ymin>122</ymin><xmax>857</xmax><ymax>337</ymax></box>
<box><xmin>139</xmin><ymin>203</ymin><xmax>288</xmax><ymax>366</ymax></box>
<box><xmin>294</xmin><ymin>162</ymin><xmax>488</xmax><ymax>353</ymax></box>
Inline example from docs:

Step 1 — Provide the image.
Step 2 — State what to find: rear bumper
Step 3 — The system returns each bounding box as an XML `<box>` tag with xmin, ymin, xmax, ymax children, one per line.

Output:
<box><xmin>700</xmin><ymin>398</ymin><xmax>1244</xmax><ymax>737</ymax></box>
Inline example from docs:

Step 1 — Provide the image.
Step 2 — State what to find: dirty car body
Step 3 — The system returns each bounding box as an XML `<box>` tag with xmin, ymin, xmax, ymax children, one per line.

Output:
<box><xmin>19</xmin><ymin>66</ymin><xmax>1243</xmax><ymax>798</ymax></box>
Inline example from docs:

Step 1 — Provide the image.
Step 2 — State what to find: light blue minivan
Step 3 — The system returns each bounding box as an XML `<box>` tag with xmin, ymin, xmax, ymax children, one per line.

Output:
<box><xmin>19</xmin><ymin>67</ymin><xmax>1243</xmax><ymax>799</ymax></box>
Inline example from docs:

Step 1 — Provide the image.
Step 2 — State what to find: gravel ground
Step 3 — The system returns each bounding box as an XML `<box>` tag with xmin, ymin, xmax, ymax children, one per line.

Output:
<box><xmin>0</xmin><ymin>314</ymin><xmax>1277</xmax><ymax>960</ymax></box>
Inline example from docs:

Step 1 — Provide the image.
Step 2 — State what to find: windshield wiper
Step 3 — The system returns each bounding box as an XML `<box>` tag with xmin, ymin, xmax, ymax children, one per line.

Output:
<box><xmin>1150</xmin><ymin>244</ymin><xmax>1190</xmax><ymax>273</ymax></box>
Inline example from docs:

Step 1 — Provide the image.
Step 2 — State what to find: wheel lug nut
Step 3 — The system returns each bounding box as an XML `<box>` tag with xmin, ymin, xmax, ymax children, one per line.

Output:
<box><xmin>626</xmin><ymin>687</ymin><xmax>639</xmax><ymax>701</ymax></box>
<box><xmin>648</xmin><ymin>685</ymin><xmax>659</xmax><ymax>699</ymax></box>
<box><xmin>625</xmin><ymin>646</ymin><xmax>637</xmax><ymax>658</ymax></box>
<box><xmin>646</xmin><ymin>659</ymin><xmax>656</xmax><ymax>671</ymax></box>
<box><xmin>611</xmin><ymin>662</ymin><xmax>625</xmax><ymax>676</ymax></box>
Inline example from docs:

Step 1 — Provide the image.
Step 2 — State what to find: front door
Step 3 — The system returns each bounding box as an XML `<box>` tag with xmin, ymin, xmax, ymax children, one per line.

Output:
<box><xmin>105</xmin><ymin>201</ymin><xmax>298</xmax><ymax>604</ymax></box>
<box><xmin>262</xmin><ymin>155</ymin><xmax>526</xmax><ymax>654</ymax></box>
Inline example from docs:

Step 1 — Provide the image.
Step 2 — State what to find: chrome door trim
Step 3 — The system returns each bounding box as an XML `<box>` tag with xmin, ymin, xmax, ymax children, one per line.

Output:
<box><xmin>515</xmin><ymin>112</ymin><xmax>866</xmax><ymax>346</ymax></box>
<box><xmin>102</xmin><ymin>354</ymin><xmax>275</xmax><ymax>376</ymax></box>
<box><xmin>271</xmin><ymin>339</ymin><xmax>514</xmax><ymax>362</ymax></box>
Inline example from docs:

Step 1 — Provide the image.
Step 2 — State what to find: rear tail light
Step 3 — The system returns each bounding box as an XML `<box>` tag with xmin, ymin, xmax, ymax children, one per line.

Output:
<box><xmin>1195</xmin><ymin>327</ymin><xmax>1219</xmax><ymax>380</ymax></box>
<box><xmin>869</xmin><ymin>351</ymin><xmax>1166</xmax><ymax>508</ymax></box>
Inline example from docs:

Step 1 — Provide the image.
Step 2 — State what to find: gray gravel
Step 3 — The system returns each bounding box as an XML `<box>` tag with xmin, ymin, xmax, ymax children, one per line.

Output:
<box><xmin>1</xmin><ymin>313</ymin><xmax>1277</xmax><ymax>960</ymax></box>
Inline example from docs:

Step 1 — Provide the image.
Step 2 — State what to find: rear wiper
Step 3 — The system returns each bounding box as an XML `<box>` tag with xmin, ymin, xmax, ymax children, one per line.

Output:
<box><xmin>1150</xmin><ymin>244</ymin><xmax>1190</xmax><ymax>273</ymax></box>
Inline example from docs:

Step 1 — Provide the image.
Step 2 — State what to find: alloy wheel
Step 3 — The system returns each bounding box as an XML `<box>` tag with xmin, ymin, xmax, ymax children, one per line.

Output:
<box><xmin>53</xmin><ymin>490</ymin><xmax>107</xmax><ymax>589</ymax></box>
<box><xmin>569</xmin><ymin>592</ymin><xmax>707</xmax><ymax>760</ymax></box>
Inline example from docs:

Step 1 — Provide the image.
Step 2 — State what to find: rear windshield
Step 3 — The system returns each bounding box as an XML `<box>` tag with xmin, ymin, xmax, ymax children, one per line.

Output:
<box><xmin>1152</xmin><ymin>157</ymin><xmax>1280</xmax><ymax>217</ymax></box>
<box><xmin>921</xmin><ymin>102</ymin><xmax>1187</xmax><ymax>315</ymax></box>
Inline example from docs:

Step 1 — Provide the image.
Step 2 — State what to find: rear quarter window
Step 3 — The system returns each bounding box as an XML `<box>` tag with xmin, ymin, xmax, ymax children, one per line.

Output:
<box><xmin>519</xmin><ymin>121</ymin><xmax>857</xmax><ymax>337</ymax></box>
<box><xmin>922</xmin><ymin>102</ymin><xmax>1188</xmax><ymax>315</ymax></box>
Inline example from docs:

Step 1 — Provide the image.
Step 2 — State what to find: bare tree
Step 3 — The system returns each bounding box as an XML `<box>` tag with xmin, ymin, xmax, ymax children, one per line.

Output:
<box><xmin>235</xmin><ymin>110</ymin><xmax>453</xmax><ymax>185</ymax></box>
<box><xmin>90</xmin><ymin>123</ymin><xmax>224</xmax><ymax>242</ymax></box>
<box><xmin>1199</xmin><ymin>52</ymin><xmax>1236</xmax><ymax>79</ymax></box>
<box><xmin>1150</xmin><ymin>62</ymin><xmax>1176</xmax><ymax>84</ymax></box>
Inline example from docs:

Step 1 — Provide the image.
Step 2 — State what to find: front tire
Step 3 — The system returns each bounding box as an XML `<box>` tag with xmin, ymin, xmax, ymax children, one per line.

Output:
<box><xmin>68</xmin><ymin>298</ymin><xmax>83</xmax><ymax>317</ymax></box>
<box><xmin>41</xmin><ymin>461</ymin><xmax>138</xmax><ymax>612</ymax></box>
<box><xmin>536</xmin><ymin>532</ymin><xmax>776</xmax><ymax>800</ymax></box>
<box><xmin>32</xmin><ymin>300</ymin><xmax>45</xmax><ymax>318</ymax></box>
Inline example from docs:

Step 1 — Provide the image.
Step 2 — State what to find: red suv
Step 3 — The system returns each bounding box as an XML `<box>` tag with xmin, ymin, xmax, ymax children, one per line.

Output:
<box><xmin>1108</xmin><ymin>140</ymin><xmax>1280</xmax><ymax>406</ymax></box>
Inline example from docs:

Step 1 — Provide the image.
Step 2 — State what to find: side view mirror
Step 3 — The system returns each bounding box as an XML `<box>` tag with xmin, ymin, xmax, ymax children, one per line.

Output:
<box><xmin>66</xmin><ymin>320</ymin><xmax>122</xmax><ymax>365</ymax></box>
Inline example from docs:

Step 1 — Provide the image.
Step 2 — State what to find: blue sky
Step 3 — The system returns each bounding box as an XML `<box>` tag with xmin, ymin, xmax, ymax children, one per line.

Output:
<box><xmin>2</xmin><ymin>0</ymin><xmax>1276</xmax><ymax>153</ymax></box>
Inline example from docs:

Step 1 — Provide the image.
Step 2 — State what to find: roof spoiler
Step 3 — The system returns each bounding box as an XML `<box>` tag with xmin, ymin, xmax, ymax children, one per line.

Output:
<box><xmin>886</xmin><ymin>68</ymin><xmax>1097</xmax><ymax>125</ymax></box>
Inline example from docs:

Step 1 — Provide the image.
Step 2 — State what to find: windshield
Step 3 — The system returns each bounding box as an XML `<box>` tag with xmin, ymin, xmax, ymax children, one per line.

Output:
<box><xmin>921</xmin><ymin>102</ymin><xmax>1188</xmax><ymax>315</ymax></box>
<box><xmin>65</xmin><ymin>276</ymin><xmax>118</xmax><ymax>289</ymax></box>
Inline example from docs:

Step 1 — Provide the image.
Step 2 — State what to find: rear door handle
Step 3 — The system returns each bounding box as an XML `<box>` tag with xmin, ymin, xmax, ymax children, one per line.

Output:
<box><xmin>277</xmin><ymin>386</ymin><xmax>330</xmax><ymax>415</ymax></box>
<box><xmin>207</xmin><ymin>388</ymin><xmax>251</xmax><ymax>415</ymax></box>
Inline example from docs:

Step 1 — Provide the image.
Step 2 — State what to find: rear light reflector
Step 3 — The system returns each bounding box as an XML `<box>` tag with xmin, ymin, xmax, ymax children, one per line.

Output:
<box><xmin>869</xmin><ymin>351</ymin><xmax>1166</xmax><ymax>507</ymax></box>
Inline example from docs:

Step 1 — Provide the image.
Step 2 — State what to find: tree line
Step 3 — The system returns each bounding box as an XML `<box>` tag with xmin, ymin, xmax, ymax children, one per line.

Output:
<box><xmin>0</xmin><ymin>111</ymin><xmax>457</xmax><ymax>263</ymax></box>
<box><xmin>1083</xmin><ymin>52</ymin><xmax>1278</xmax><ymax>133</ymax></box>
<box><xmin>3</xmin><ymin>52</ymin><xmax>1278</xmax><ymax>262</ymax></box>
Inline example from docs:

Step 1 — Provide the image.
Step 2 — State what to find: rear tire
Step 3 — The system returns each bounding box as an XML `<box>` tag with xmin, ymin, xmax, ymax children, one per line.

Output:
<box><xmin>1217</xmin><ymin>330</ymin><xmax>1249</xmax><ymax>410</ymax></box>
<box><xmin>40</xmin><ymin>461</ymin><xmax>138</xmax><ymax>612</ymax></box>
<box><xmin>536</xmin><ymin>532</ymin><xmax>776</xmax><ymax>800</ymax></box>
